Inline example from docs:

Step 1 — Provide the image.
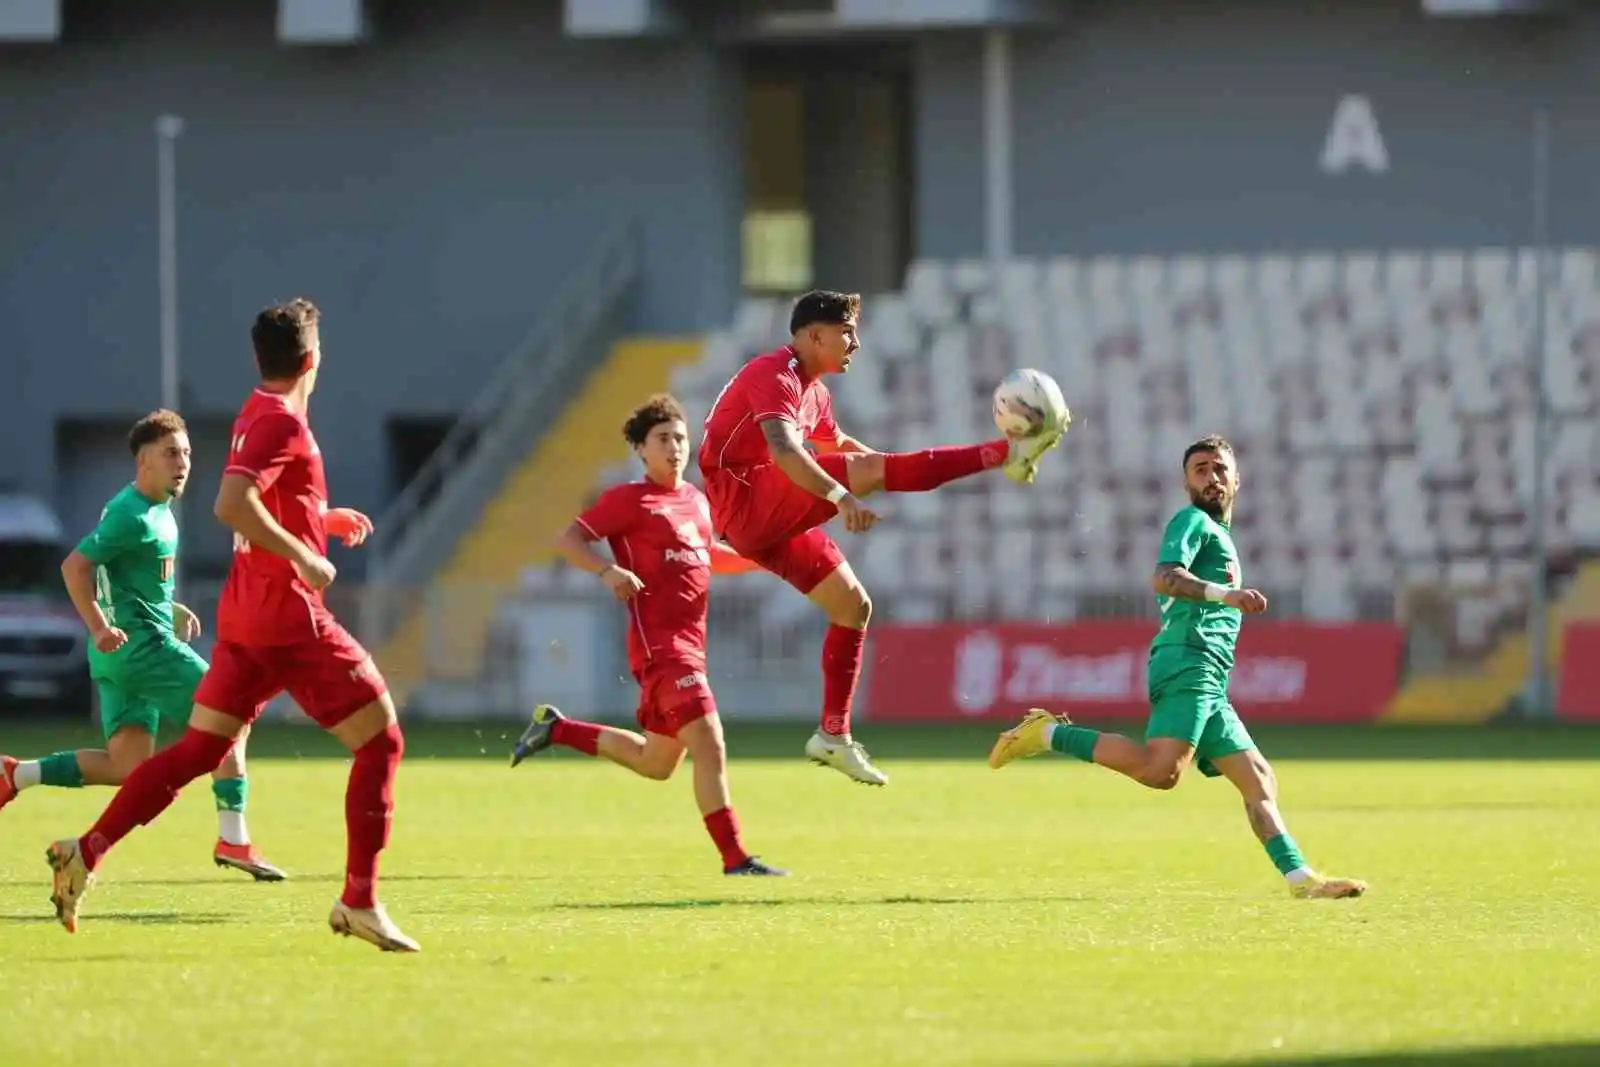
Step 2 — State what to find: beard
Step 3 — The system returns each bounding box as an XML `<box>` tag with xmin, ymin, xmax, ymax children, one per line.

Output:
<box><xmin>1191</xmin><ymin>488</ymin><xmax>1230</xmax><ymax>519</ymax></box>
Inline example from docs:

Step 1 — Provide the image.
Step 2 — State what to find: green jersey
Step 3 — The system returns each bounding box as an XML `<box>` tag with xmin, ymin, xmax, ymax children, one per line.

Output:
<box><xmin>1150</xmin><ymin>504</ymin><xmax>1242</xmax><ymax>672</ymax></box>
<box><xmin>75</xmin><ymin>483</ymin><xmax>179</xmax><ymax>672</ymax></box>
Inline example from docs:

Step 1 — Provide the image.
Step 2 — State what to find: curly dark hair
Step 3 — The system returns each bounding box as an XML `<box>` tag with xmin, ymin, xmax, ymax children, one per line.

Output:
<box><xmin>128</xmin><ymin>409</ymin><xmax>187</xmax><ymax>455</ymax></box>
<box><xmin>622</xmin><ymin>394</ymin><xmax>688</xmax><ymax>447</ymax></box>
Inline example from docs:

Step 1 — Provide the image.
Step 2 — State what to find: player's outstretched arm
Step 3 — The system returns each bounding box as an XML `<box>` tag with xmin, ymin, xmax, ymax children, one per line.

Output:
<box><xmin>214</xmin><ymin>474</ymin><xmax>322</xmax><ymax>568</ymax></box>
<box><xmin>1151</xmin><ymin>563</ymin><xmax>1267</xmax><ymax>613</ymax></box>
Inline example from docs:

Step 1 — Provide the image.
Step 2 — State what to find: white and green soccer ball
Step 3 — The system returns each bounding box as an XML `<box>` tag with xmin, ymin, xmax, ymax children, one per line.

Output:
<box><xmin>992</xmin><ymin>368</ymin><xmax>1069</xmax><ymax>439</ymax></box>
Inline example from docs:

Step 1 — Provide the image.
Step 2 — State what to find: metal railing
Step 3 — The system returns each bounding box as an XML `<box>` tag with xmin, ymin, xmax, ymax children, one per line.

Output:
<box><xmin>363</xmin><ymin>222</ymin><xmax>640</xmax><ymax>645</ymax></box>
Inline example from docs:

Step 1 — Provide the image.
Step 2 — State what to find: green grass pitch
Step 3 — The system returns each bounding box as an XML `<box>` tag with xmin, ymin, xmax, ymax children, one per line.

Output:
<box><xmin>1</xmin><ymin>719</ymin><xmax>1597</xmax><ymax>1067</ymax></box>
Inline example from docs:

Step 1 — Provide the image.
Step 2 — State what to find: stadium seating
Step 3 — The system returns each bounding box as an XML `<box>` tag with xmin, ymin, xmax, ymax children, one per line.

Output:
<box><xmin>560</xmin><ymin>248</ymin><xmax>1600</xmax><ymax>662</ymax></box>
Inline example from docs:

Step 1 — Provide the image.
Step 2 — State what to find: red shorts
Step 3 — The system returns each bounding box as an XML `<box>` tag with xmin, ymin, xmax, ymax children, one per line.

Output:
<box><xmin>633</xmin><ymin>662</ymin><xmax>718</xmax><ymax>738</ymax></box>
<box><xmin>705</xmin><ymin>453</ymin><xmax>849</xmax><ymax>595</ymax></box>
<box><xmin>194</xmin><ymin>621</ymin><xmax>388</xmax><ymax>728</ymax></box>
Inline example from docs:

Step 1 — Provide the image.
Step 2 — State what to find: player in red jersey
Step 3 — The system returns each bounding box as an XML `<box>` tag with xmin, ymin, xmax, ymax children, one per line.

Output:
<box><xmin>700</xmin><ymin>290</ymin><xmax>1069</xmax><ymax>785</ymax></box>
<box><xmin>45</xmin><ymin>298</ymin><xmax>418</xmax><ymax>951</ymax></box>
<box><xmin>510</xmin><ymin>394</ymin><xmax>786</xmax><ymax>876</ymax></box>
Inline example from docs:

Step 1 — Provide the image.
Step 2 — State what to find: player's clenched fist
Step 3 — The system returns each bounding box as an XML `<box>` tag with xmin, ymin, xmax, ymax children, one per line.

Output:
<box><xmin>837</xmin><ymin>493</ymin><xmax>878</xmax><ymax>534</ymax></box>
<box><xmin>1224</xmin><ymin>588</ymin><xmax>1268</xmax><ymax>614</ymax></box>
<box><xmin>293</xmin><ymin>555</ymin><xmax>338</xmax><ymax>591</ymax></box>
<box><xmin>91</xmin><ymin>625</ymin><xmax>129</xmax><ymax>654</ymax></box>
<box><xmin>600</xmin><ymin>564</ymin><xmax>645</xmax><ymax>601</ymax></box>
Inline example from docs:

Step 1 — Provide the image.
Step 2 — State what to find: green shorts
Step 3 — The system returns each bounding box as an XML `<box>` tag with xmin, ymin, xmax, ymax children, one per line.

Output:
<box><xmin>1145</xmin><ymin>647</ymin><xmax>1255</xmax><ymax>778</ymax></box>
<box><xmin>93</xmin><ymin>640</ymin><xmax>208</xmax><ymax>742</ymax></box>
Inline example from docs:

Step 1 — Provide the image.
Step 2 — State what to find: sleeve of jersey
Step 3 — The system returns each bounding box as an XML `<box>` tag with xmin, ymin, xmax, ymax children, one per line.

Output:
<box><xmin>808</xmin><ymin>386</ymin><xmax>842</xmax><ymax>444</ymax></box>
<box><xmin>747</xmin><ymin>366</ymin><xmax>804</xmax><ymax>426</ymax></box>
<box><xmin>574</xmin><ymin>487</ymin><xmax>636</xmax><ymax>541</ymax></box>
<box><xmin>1157</xmin><ymin>510</ymin><xmax>1209</xmax><ymax>569</ymax></box>
<box><xmin>225</xmin><ymin>413</ymin><xmax>301</xmax><ymax>492</ymax></box>
<box><xmin>75</xmin><ymin>508</ymin><xmax>147</xmax><ymax>565</ymax></box>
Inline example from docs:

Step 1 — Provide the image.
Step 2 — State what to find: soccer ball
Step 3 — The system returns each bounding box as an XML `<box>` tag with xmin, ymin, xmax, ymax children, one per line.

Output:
<box><xmin>992</xmin><ymin>369</ymin><xmax>1069</xmax><ymax>439</ymax></box>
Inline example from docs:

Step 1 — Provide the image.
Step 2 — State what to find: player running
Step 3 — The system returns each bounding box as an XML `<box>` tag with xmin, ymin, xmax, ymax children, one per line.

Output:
<box><xmin>699</xmin><ymin>290</ymin><xmax>1068</xmax><ymax>786</ymax></box>
<box><xmin>0</xmin><ymin>411</ymin><xmax>284</xmax><ymax>880</ymax></box>
<box><xmin>44</xmin><ymin>298</ymin><xmax>418</xmax><ymax>950</ymax></box>
<box><xmin>510</xmin><ymin>395</ymin><xmax>785</xmax><ymax>875</ymax></box>
<box><xmin>988</xmin><ymin>435</ymin><xmax>1368</xmax><ymax>900</ymax></box>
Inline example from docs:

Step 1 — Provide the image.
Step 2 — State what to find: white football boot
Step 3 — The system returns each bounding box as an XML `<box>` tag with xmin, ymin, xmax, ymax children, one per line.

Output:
<box><xmin>329</xmin><ymin>900</ymin><xmax>421</xmax><ymax>952</ymax></box>
<box><xmin>805</xmin><ymin>731</ymin><xmax>889</xmax><ymax>786</ymax></box>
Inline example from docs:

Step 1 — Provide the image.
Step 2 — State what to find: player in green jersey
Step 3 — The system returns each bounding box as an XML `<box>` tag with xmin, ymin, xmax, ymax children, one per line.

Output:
<box><xmin>988</xmin><ymin>435</ymin><xmax>1366</xmax><ymax>900</ymax></box>
<box><xmin>0</xmin><ymin>410</ymin><xmax>284</xmax><ymax>881</ymax></box>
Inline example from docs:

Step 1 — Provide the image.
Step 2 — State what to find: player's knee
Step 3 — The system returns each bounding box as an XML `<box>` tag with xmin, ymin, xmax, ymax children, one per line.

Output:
<box><xmin>1137</xmin><ymin>760</ymin><xmax>1183</xmax><ymax>791</ymax></box>
<box><xmin>843</xmin><ymin>588</ymin><xmax>872</xmax><ymax>628</ymax></box>
<box><xmin>847</xmin><ymin>453</ymin><xmax>886</xmax><ymax>496</ymax></box>
<box><xmin>360</xmin><ymin>721</ymin><xmax>405</xmax><ymax>760</ymax></box>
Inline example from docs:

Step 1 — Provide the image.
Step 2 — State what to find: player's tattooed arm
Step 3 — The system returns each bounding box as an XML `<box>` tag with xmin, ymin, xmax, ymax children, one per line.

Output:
<box><xmin>761</xmin><ymin>418</ymin><xmax>851</xmax><ymax>500</ymax></box>
<box><xmin>1150</xmin><ymin>562</ymin><xmax>1213</xmax><ymax>601</ymax></box>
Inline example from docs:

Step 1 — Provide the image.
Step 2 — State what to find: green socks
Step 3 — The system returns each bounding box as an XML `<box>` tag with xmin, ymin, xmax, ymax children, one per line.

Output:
<box><xmin>1048</xmin><ymin>725</ymin><xmax>1101</xmax><ymax>764</ymax></box>
<box><xmin>39</xmin><ymin>752</ymin><xmax>84</xmax><ymax>788</ymax></box>
<box><xmin>1265</xmin><ymin>832</ymin><xmax>1307</xmax><ymax>876</ymax></box>
<box><xmin>212</xmin><ymin>777</ymin><xmax>249</xmax><ymax>813</ymax></box>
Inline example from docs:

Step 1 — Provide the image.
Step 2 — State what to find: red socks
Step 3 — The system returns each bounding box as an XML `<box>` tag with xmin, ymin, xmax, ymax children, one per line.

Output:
<box><xmin>552</xmin><ymin>718</ymin><xmax>603</xmax><ymax>756</ymax></box>
<box><xmin>341</xmin><ymin>723</ymin><xmax>404</xmax><ymax>911</ymax></box>
<box><xmin>81</xmin><ymin>727</ymin><xmax>235</xmax><ymax>869</ymax></box>
<box><xmin>821</xmin><ymin>624</ymin><xmax>867</xmax><ymax>736</ymax></box>
<box><xmin>703</xmin><ymin>807</ymin><xmax>749</xmax><ymax>869</ymax></box>
<box><xmin>883</xmin><ymin>441</ymin><xmax>1008</xmax><ymax>492</ymax></box>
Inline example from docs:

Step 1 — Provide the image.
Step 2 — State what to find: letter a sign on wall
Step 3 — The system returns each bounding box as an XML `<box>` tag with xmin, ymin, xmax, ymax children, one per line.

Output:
<box><xmin>1321</xmin><ymin>95</ymin><xmax>1389</xmax><ymax>175</ymax></box>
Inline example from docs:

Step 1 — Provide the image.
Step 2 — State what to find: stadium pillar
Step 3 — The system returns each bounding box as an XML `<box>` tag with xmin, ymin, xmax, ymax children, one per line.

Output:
<box><xmin>156</xmin><ymin>113</ymin><xmax>185</xmax><ymax>593</ymax></box>
<box><xmin>982</xmin><ymin>27</ymin><xmax>1013</xmax><ymax>274</ymax></box>
<box><xmin>1526</xmin><ymin>108</ymin><xmax>1553</xmax><ymax>718</ymax></box>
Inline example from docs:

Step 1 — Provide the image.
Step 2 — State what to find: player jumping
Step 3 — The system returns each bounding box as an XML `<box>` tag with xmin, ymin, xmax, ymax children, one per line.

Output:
<box><xmin>989</xmin><ymin>435</ymin><xmax>1368</xmax><ymax>900</ymax></box>
<box><xmin>699</xmin><ymin>290</ymin><xmax>1068</xmax><ymax>786</ymax></box>
<box><xmin>44</xmin><ymin>298</ymin><xmax>418</xmax><ymax>950</ymax></box>
<box><xmin>511</xmin><ymin>394</ymin><xmax>786</xmax><ymax>876</ymax></box>
<box><xmin>0</xmin><ymin>410</ymin><xmax>284</xmax><ymax>881</ymax></box>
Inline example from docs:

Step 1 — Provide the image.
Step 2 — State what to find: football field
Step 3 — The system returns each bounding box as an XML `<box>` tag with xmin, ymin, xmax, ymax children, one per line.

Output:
<box><xmin>1</xmin><ymin>720</ymin><xmax>1597</xmax><ymax>1067</ymax></box>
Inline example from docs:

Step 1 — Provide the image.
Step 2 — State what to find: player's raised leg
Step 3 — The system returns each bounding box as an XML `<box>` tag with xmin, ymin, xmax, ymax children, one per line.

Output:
<box><xmin>990</xmin><ymin>707</ymin><xmax>1197</xmax><ymax>789</ymax></box>
<box><xmin>513</xmin><ymin>702</ymin><xmax>687</xmax><ymax>779</ymax></box>
<box><xmin>1208</xmin><ymin>747</ymin><xmax>1367</xmax><ymax>900</ymax></box>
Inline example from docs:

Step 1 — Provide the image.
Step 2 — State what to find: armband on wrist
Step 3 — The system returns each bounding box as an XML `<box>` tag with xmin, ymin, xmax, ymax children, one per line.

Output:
<box><xmin>825</xmin><ymin>484</ymin><xmax>848</xmax><ymax>504</ymax></box>
<box><xmin>1203</xmin><ymin>583</ymin><xmax>1228</xmax><ymax>602</ymax></box>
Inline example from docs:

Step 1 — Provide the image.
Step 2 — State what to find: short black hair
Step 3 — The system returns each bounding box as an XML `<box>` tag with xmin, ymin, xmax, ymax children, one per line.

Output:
<box><xmin>789</xmin><ymin>290</ymin><xmax>861</xmax><ymax>335</ymax></box>
<box><xmin>622</xmin><ymin>393</ymin><xmax>687</xmax><ymax>448</ymax></box>
<box><xmin>1182</xmin><ymin>434</ymin><xmax>1235</xmax><ymax>470</ymax></box>
<box><xmin>251</xmin><ymin>297</ymin><xmax>320</xmax><ymax>381</ymax></box>
<box><xmin>129</xmin><ymin>409</ymin><xmax>187</xmax><ymax>455</ymax></box>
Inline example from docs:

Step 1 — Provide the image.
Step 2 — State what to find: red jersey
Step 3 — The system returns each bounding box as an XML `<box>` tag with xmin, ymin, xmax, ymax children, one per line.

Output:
<box><xmin>216</xmin><ymin>388</ymin><xmax>334</xmax><ymax>647</ymax></box>
<box><xmin>698</xmin><ymin>346</ymin><xmax>840</xmax><ymax>474</ymax></box>
<box><xmin>576</xmin><ymin>479</ymin><xmax>716</xmax><ymax>675</ymax></box>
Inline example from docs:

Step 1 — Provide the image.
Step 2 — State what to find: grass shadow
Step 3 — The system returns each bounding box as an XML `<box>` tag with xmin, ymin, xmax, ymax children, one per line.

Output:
<box><xmin>548</xmin><ymin>893</ymin><xmax>1088</xmax><ymax>912</ymax></box>
<box><xmin>0</xmin><ymin>911</ymin><xmax>231</xmax><ymax>926</ymax></box>
<box><xmin>1208</xmin><ymin>1043</ymin><xmax>1600</xmax><ymax>1067</ymax></box>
